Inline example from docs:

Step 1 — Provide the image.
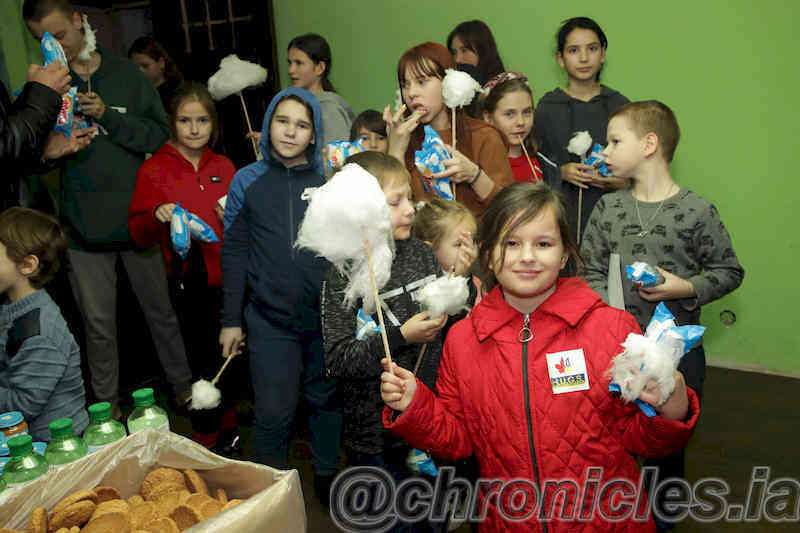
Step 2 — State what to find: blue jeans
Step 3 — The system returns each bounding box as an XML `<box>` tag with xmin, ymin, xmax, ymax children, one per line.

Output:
<box><xmin>246</xmin><ymin>304</ymin><xmax>342</xmax><ymax>475</ymax></box>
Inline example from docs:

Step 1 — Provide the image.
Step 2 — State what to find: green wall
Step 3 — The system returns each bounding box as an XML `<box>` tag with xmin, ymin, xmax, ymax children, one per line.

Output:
<box><xmin>275</xmin><ymin>0</ymin><xmax>797</xmax><ymax>375</ymax></box>
<box><xmin>1</xmin><ymin>0</ymin><xmax>43</xmax><ymax>93</ymax></box>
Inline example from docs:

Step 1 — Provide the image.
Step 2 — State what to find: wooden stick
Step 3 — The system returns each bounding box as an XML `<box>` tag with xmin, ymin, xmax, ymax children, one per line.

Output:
<box><xmin>212</xmin><ymin>355</ymin><xmax>234</xmax><ymax>386</ymax></box>
<box><xmin>179</xmin><ymin>0</ymin><xmax>191</xmax><ymax>54</ymax></box>
<box><xmin>577</xmin><ymin>188</ymin><xmax>583</xmax><ymax>245</ymax></box>
<box><xmin>412</xmin><ymin>344</ymin><xmax>427</xmax><ymax>375</ymax></box>
<box><xmin>362</xmin><ymin>229</ymin><xmax>393</xmax><ymax>366</ymax></box>
<box><xmin>451</xmin><ymin>108</ymin><xmax>457</xmax><ymax>202</ymax></box>
<box><xmin>518</xmin><ymin>135</ymin><xmax>538</xmax><ymax>178</ymax></box>
<box><xmin>203</xmin><ymin>0</ymin><xmax>215</xmax><ymax>50</ymax></box>
<box><xmin>239</xmin><ymin>92</ymin><xmax>259</xmax><ymax>159</ymax></box>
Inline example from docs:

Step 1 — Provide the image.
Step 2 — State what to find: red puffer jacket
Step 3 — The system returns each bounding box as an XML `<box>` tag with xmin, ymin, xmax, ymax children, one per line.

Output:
<box><xmin>384</xmin><ymin>278</ymin><xmax>700</xmax><ymax>532</ymax></box>
<box><xmin>128</xmin><ymin>143</ymin><xmax>235</xmax><ymax>287</ymax></box>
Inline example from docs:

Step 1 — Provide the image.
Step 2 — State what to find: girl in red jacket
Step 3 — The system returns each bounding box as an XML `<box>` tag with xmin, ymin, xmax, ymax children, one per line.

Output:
<box><xmin>381</xmin><ymin>182</ymin><xmax>700</xmax><ymax>532</ymax></box>
<box><xmin>128</xmin><ymin>82</ymin><xmax>243</xmax><ymax>454</ymax></box>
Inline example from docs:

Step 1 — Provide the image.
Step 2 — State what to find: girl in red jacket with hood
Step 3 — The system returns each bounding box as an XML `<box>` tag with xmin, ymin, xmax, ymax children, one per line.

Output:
<box><xmin>381</xmin><ymin>182</ymin><xmax>700</xmax><ymax>532</ymax></box>
<box><xmin>128</xmin><ymin>82</ymin><xmax>242</xmax><ymax>453</ymax></box>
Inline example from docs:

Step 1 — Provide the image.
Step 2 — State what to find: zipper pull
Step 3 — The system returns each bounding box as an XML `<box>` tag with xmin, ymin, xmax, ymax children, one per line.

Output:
<box><xmin>518</xmin><ymin>313</ymin><xmax>533</xmax><ymax>343</ymax></box>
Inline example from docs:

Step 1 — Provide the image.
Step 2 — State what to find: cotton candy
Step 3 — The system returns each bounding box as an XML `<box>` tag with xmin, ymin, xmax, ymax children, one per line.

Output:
<box><xmin>190</xmin><ymin>379</ymin><xmax>221</xmax><ymax>410</ymax></box>
<box><xmin>295</xmin><ymin>163</ymin><xmax>394</xmax><ymax>312</ymax></box>
<box><xmin>415</xmin><ymin>275</ymin><xmax>470</xmax><ymax>318</ymax></box>
<box><xmin>567</xmin><ymin>131</ymin><xmax>593</xmax><ymax>159</ymax></box>
<box><xmin>442</xmin><ymin>69</ymin><xmax>482</xmax><ymax>108</ymax></box>
<box><xmin>78</xmin><ymin>15</ymin><xmax>96</xmax><ymax>62</ymax></box>
<box><xmin>208</xmin><ymin>55</ymin><xmax>268</xmax><ymax>101</ymax></box>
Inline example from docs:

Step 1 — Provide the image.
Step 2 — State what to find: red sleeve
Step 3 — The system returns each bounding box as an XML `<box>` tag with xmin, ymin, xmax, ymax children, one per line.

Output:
<box><xmin>128</xmin><ymin>159</ymin><xmax>169</xmax><ymax>249</ymax></box>
<box><xmin>383</xmin><ymin>329</ymin><xmax>474</xmax><ymax>461</ymax></box>
<box><xmin>604</xmin><ymin>311</ymin><xmax>701</xmax><ymax>458</ymax></box>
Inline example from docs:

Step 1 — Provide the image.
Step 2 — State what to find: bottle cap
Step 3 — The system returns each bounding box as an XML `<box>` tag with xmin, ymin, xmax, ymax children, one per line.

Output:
<box><xmin>0</xmin><ymin>411</ymin><xmax>24</xmax><ymax>429</ymax></box>
<box><xmin>88</xmin><ymin>402</ymin><xmax>111</xmax><ymax>422</ymax></box>
<box><xmin>49</xmin><ymin>418</ymin><xmax>73</xmax><ymax>439</ymax></box>
<box><xmin>7</xmin><ymin>434</ymin><xmax>33</xmax><ymax>457</ymax></box>
<box><xmin>132</xmin><ymin>388</ymin><xmax>156</xmax><ymax>408</ymax></box>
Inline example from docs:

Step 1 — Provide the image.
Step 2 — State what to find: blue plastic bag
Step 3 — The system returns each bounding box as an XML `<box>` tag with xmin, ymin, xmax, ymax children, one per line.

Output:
<box><xmin>186</xmin><ymin>212</ymin><xmax>219</xmax><ymax>243</ymax></box>
<box><xmin>324</xmin><ymin>137</ymin><xmax>366</xmax><ymax>175</ymax></box>
<box><xmin>355</xmin><ymin>307</ymin><xmax>381</xmax><ymax>340</ymax></box>
<box><xmin>625</xmin><ymin>262</ymin><xmax>665</xmax><ymax>287</ymax></box>
<box><xmin>41</xmin><ymin>32</ymin><xmax>75</xmax><ymax>138</ymax></box>
<box><xmin>407</xmin><ymin>448</ymin><xmax>438</xmax><ymax>477</ymax></box>
<box><xmin>170</xmin><ymin>203</ymin><xmax>191</xmax><ymax>260</ymax></box>
<box><xmin>414</xmin><ymin>126</ymin><xmax>453</xmax><ymax>200</ymax></box>
<box><xmin>584</xmin><ymin>142</ymin><xmax>612</xmax><ymax>177</ymax></box>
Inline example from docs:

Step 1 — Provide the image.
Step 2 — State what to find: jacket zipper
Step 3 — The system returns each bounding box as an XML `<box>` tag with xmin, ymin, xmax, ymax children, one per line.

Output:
<box><xmin>520</xmin><ymin>313</ymin><xmax>548</xmax><ymax>532</ymax></box>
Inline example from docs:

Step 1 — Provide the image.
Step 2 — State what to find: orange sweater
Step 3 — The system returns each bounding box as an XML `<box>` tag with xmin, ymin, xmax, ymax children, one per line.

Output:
<box><xmin>408</xmin><ymin>118</ymin><xmax>514</xmax><ymax>218</ymax></box>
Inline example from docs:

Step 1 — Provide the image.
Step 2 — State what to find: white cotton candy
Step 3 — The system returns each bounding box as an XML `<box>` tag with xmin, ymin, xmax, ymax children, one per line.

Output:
<box><xmin>442</xmin><ymin>69</ymin><xmax>482</xmax><ymax>108</ymax></box>
<box><xmin>416</xmin><ymin>275</ymin><xmax>470</xmax><ymax>318</ymax></box>
<box><xmin>190</xmin><ymin>379</ymin><xmax>221</xmax><ymax>410</ymax></box>
<box><xmin>78</xmin><ymin>15</ymin><xmax>96</xmax><ymax>62</ymax></box>
<box><xmin>567</xmin><ymin>131</ymin><xmax>593</xmax><ymax>159</ymax></box>
<box><xmin>295</xmin><ymin>163</ymin><xmax>394</xmax><ymax>312</ymax></box>
<box><xmin>207</xmin><ymin>55</ymin><xmax>268</xmax><ymax>101</ymax></box>
<box><xmin>608</xmin><ymin>333</ymin><xmax>677</xmax><ymax>406</ymax></box>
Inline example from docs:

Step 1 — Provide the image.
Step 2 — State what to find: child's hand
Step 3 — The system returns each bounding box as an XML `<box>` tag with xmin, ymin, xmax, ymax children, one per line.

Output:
<box><xmin>453</xmin><ymin>231</ymin><xmax>477</xmax><ymax>277</ymax></box>
<box><xmin>400</xmin><ymin>311</ymin><xmax>447</xmax><ymax>344</ymax></box>
<box><xmin>219</xmin><ymin>327</ymin><xmax>246</xmax><ymax>359</ymax></box>
<box><xmin>155</xmin><ymin>203</ymin><xmax>177</xmax><ymax>223</ymax></box>
<box><xmin>433</xmin><ymin>144</ymin><xmax>479</xmax><ymax>183</ymax></box>
<box><xmin>561</xmin><ymin>162</ymin><xmax>597</xmax><ymax>189</ymax></box>
<box><xmin>381</xmin><ymin>357</ymin><xmax>417</xmax><ymax>412</ymax></box>
<box><xmin>42</xmin><ymin>127</ymin><xmax>95</xmax><ymax>160</ymax></box>
<box><xmin>638</xmin><ymin>370</ymin><xmax>690</xmax><ymax>420</ymax></box>
<box><xmin>638</xmin><ymin>267</ymin><xmax>696</xmax><ymax>302</ymax></box>
<box><xmin>383</xmin><ymin>104</ymin><xmax>422</xmax><ymax>161</ymax></box>
<box><xmin>77</xmin><ymin>92</ymin><xmax>106</xmax><ymax>119</ymax></box>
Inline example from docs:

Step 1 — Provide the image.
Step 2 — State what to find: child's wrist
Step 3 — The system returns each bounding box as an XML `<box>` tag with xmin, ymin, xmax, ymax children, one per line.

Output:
<box><xmin>468</xmin><ymin>164</ymin><xmax>482</xmax><ymax>185</ymax></box>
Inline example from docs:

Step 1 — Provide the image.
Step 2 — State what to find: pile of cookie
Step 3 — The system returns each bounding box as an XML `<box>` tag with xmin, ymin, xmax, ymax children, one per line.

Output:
<box><xmin>2</xmin><ymin>467</ymin><xmax>243</xmax><ymax>532</ymax></box>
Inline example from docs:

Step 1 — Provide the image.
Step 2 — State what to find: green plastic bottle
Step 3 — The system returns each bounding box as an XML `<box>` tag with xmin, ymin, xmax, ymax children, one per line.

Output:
<box><xmin>2</xmin><ymin>434</ymin><xmax>49</xmax><ymax>486</ymax></box>
<box><xmin>44</xmin><ymin>418</ymin><xmax>88</xmax><ymax>466</ymax></box>
<box><xmin>127</xmin><ymin>388</ymin><xmax>170</xmax><ymax>434</ymax></box>
<box><xmin>83</xmin><ymin>402</ymin><xmax>127</xmax><ymax>453</ymax></box>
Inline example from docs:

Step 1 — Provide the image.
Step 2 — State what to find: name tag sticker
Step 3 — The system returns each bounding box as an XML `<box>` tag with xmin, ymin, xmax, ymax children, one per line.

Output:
<box><xmin>110</xmin><ymin>106</ymin><xmax>127</xmax><ymax>114</ymax></box>
<box><xmin>546</xmin><ymin>349</ymin><xmax>590</xmax><ymax>394</ymax></box>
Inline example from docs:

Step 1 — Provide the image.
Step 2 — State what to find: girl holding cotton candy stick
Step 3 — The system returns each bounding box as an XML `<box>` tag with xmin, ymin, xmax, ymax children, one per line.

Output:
<box><xmin>128</xmin><ymin>82</ymin><xmax>244</xmax><ymax>453</ymax></box>
<box><xmin>381</xmin><ymin>182</ymin><xmax>699</xmax><ymax>533</ymax></box>
<box><xmin>384</xmin><ymin>42</ymin><xmax>514</xmax><ymax>219</ymax></box>
<box><xmin>534</xmin><ymin>17</ymin><xmax>630</xmax><ymax>241</ymax></box>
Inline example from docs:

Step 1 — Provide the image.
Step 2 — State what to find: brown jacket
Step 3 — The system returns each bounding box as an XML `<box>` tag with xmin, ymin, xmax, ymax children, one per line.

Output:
<box><xmin>409</xmin><ymin>118</ymin><xmax>514</xmax><ymax>218</ymax></box>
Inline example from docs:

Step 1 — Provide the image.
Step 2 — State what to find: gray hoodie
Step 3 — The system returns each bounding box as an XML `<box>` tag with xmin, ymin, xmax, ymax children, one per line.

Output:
<box><xmin>316</xmin><ymin>91</ymin><xmax>356</xmax><ymax>145</ymax></box>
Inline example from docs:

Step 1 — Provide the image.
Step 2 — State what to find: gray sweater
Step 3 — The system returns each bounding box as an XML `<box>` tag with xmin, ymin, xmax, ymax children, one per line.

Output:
<box><xmin>580</xmin><ymin>187</ymin><xmax>744</xmax><ymax>331</ymax></box>
<box><xmin>0</xmin><ymin>290</ymin><xmax>89</xmax><ymax>441</ymax></box>
<box><xmin>316</xmin><ymin>91</ymin><xmax>355</xmax><ymax>145</ymax></box>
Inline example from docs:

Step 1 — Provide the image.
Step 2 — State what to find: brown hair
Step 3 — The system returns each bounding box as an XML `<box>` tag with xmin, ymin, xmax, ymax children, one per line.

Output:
<box><xmin>169</xmin><ymin>82</ymin><xmax>219</xmax><ymax>147</ymax></box>
<box><xmin>397</xmin><ymin>42</ymin><xmax>474</xmax><ymax>173</ymax></box>
<box><xmin>288</xmin><ymin>33</ymin><xmax>336</xmax><ymax>93</ymax></box>
<box><xmin>128</xmin><ymin>36</ymin><xmax>183</xmax><ymax>83</ymax></box>
<box><xmin>0</xmin><ymin>207</ymin><xmax>67</xmax><ymax>288</ymax></box>
<box><xmin>23</xmin><ymin>0</ymin><xmax>73</xmax><ymax>21</ymax></box>
<box><xmin>476</xmin><ymin>182</ymin><xmax>582</xmax><ymax>291</ymax></box>
<box><xmin>610</xmin><ymin>100</ymin><xmax>681</xmax><ymax>163</ymax></box>
<box><xmin>343</xmin><ymin>151</ymin><xmax>410</xmax><ymax>189</ymax></box>
<box><xmin>350</xmin><ymin>110</ymin><xmax>386</xmax><ymax>141</ymax></box>
<box><xmin>446</xmin><ymin>20</ymin><xmax>506</xmax><ymax>81</ymax></box>
<box><xmin>412</xmin><ymin>198</ymin><xmax>476</xmax><ymax>248</ymax></box>
<box><xmin>482</xmin><ymin>77</ymin><xmax>538</xmax><ymax>154</ymax></box>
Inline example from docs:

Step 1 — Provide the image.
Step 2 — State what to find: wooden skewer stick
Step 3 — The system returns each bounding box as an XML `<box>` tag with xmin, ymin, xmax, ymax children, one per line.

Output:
<box><xmin>577</xmin><ymin>189</ymin><xmax>583</xmax><ymax>245</ymax></box>
<box><xmin>239</xmin><ymin>92</ymin><xmax>259</xmax><ymax>159</ymax></box>
<box><xmin>212</xmin><ymin>354</ymin><xmax>234</xmax><ymax>386</ymax></box>
<box><xmin>412</xmin><ymin>344</ymin><xmax>427</xmax><ymax>375</ymax></box>
<box><xmin>518</xmin><ymin>135</ymin><xmax>538</xmax><ymax>178</ymax></box>
<box><xmin>451</xmin><ymin>108</ymin><xmax>457</xmax><ymax>202</ymax></box>
<box><xmin>362</xmin><ymin>229</ymin><xmax>393</xmax><ymax>366</ymax></box>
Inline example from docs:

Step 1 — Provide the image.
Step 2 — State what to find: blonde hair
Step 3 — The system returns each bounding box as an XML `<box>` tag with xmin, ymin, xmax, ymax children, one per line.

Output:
<box><xmin>412</xmin><ymin>198</ymin><xmax>476</xmax><ymax>248</ymax></box>
<box><xmin>343</xmin><ymin>151</ymin><xmax>410</xmax><ymax>189</ymax></box>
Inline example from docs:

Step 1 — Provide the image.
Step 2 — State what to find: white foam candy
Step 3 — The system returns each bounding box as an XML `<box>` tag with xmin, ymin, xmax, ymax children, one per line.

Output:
<box><xmin>416</xmin><ymin>275</ymin><xmax>470</xmax><ymax>318</ymax></box>
<box><xmin>208</xmin><ymin>55</ymin><xmax>268</xmax><ymax>101</ymax></box>
<box><xmin>442</xmin><ymin>69</ymin><xmax>482</xmax><ymax>108</ymax></box>
<box><xmin>190</xmin><ymin>379</ymin><xmax>221</xmax><ymax>410</ymax></box>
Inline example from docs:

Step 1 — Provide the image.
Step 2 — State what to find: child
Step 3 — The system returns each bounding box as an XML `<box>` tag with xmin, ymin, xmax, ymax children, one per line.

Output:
<box><xmin>381</xmin><ymin>182</ymin><xmax>700</xmax><ymax>532</ymax></box>
<box><xmin>321</xmin><ymin>151</ymin><xmax>447</xmax><ymax>530</ymax></box>
<box><xmin>446</xmin><ymin>20</ymin><xmax>506</xmax><ymax>84</ymax></box>
<box><xmin>288</xmin><ymin>33</ymin><xmax>355</xmax><ymax>145</ymax></box>
<box><xmin>350</xmin><ymin>110</ymin><xmax>388</xmax><ymax>153</ymax></box>
<box><xmin>384</xmin><ymin>42</ymin><xmax>514</xmax><ymax>218</ymax></box>
<box><xmin>220</xmin><ymin>87</ymin><xmax>341</xmax><ymax>504</ymax></box>
<box><xmin>581</xmin><ymin>101</ymin><xmax>744</xmax><ymax>531</ymax></box>
<box><xmin>482</xmin><ymin>73</ymin><xmax>560</xmax><ymax>186</ymax></box>
<box><xmin>412</xmin><ymin>198</ymin><xmax>477</xmax><ymax>276</ymax></box>
<box><xmin>128</xmin><ymin>36</ymin><xmax>184</xmax><ymax>112</ymax></box>
<box><xmin>534</xmin><ymin>17</ymin><xmax>630</xmax><ymax>241</ymax></box>
<box><xmin>0</xmin><ymin>207</ymin><xmax>89</xmax><ymax>442</ymax></box>
<box><xmin>128</xmin><ymin>82</ymin><xmax>242</xmax><ymax>453</ymax></box>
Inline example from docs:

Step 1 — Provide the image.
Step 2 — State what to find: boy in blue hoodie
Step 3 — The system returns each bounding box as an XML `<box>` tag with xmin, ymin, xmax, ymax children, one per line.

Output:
<box><xmin>220</xmin><ymin>88</ymin><xmax>342</xmax><ymax>504</ymax></box>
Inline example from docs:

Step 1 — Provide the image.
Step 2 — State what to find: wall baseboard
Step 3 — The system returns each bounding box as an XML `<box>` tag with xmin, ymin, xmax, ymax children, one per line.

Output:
<box><xmin>708</xmin><ymin>358</ymin><xmax>800</xmax><ymax>380</ymax></box>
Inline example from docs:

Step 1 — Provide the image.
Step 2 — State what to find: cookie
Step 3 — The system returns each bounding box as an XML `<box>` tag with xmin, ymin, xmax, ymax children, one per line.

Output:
<box><xmin>168</xmin><ymin>505</ymin><xmax>201</xmax><ymax>531</ymax></box>
<box><xmin>144</xmin><ymin>517</ymin><xmax>180</xmax><ymax>533</ymax></box>
<box><xmin>0</xmin><ymin>529</ymin><xmax>23</xmax><ymax>533</ymax></box>
<box><xmin>128</xmin><ymin>494</ymin><xmax>145</xmax><ymax>507</ymax></box>
<box><xmin>182</xmin><ymin>469</ymin><xmax>208</xmax><ymax>495</ymax></box>
<box><xmin>198</xmin><ymin>498</ymin><xmax>223</xmax><ymax>520</ymax></box>
<box><xmin>49</xmin><ymin>500</ymin><xmax>96</xmax><ymax>531</ymax></box>
<box><xmin>130</xmin><ymin>501</ymin><xmax>158</xmax><ymax>529</ymax></box>
<box><xmin>89</xmin><ymin>500</ymin><xmax>131</xmax><ymax>523</ymax></box>
<box><xmin>153</xmin><ymin>490</ymin><xmax>185</xmax><ymax>518</ymax></box>
<box><xmin>221</xmin><ymin>499</ymin><xmax>243</xmax><ymax>512</ymax></box>
<box><xmin>50</xmin><ymin>490</ymin><xmax>98</xmax><ymax>518</ymax></box>
<box><xmin>28</xmin><ymin>507</ymin><xmax>47</xmax><ymax>533</ymax></box>
<box><xmin>184</xmin><ymin>493</ymin><xmax>213</xmax><ymax>510</ymax></box>
<box><xmin>80</xmin><ymin>513</ymin><xmax>131</xmax><ymax>533</ymax></box>
<box><xmin>146</xmin><ymin>481</ymin><xmax>184</xmax><ymax>502</ymax></box>
<box><xmin>93</xmin><ymin>486</ymin><xmax>122</xmax><ymax>503</ymax></box>
<box><xmin>215</xmin><ymin>488</ymin><xmax>227</xmax><ymax>504</ymax></box>
<box><xmin>141</xmin><ymin>468</ymin><xmax>185</xmax><ymax>500</ymax></box>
